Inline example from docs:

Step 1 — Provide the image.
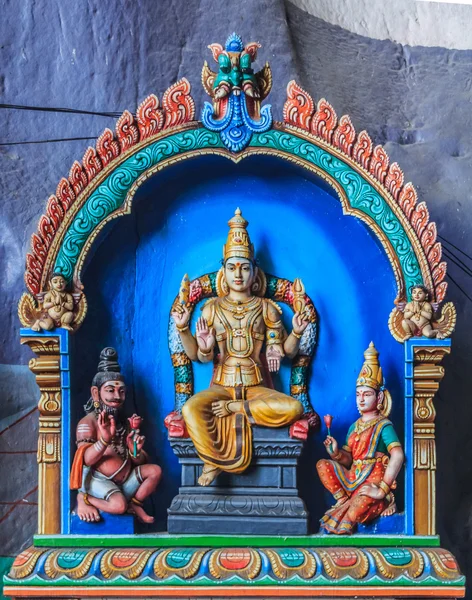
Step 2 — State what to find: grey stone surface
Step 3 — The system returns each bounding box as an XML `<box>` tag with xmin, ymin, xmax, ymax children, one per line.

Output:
<box><xmin>168</xmin><ymin>426</ymin><xmax>308</xmax><ymax>535</ymax></box>
<box><xmin>0</xmin><ymin>1</ymin><xmax>471</xmax><ymax>591</ymax></box>
<box><xmin>289</xmin><ymin>0</ymin><xmax>472</xmax><ymax>50</ymax></box>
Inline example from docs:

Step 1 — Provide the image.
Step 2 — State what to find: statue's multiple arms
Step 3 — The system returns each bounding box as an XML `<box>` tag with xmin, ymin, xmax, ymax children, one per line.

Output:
<box><xmin>171</xmin><ymin>304</ymin><xmax>199</xmax><ymax>361</ymax></box>
<box><xmin>171</xmin><ymin>303</ymin><xmax>216</xmax><ymax>363</ymax></box>
<box><xmin>284</xmin><ymin>311</ymin><xmax>310</xmax><ymax>359</ymax></box>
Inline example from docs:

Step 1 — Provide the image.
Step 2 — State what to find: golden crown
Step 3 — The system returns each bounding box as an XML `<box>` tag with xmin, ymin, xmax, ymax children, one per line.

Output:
<box><xmin>223</xmin><ymin>208</ymin><xmax>254</xmax><ymax>262</ymax></box>
<box><xmin>356</xmin><ymin>342</ymin><xmax>384</xmax><ymax>391</ymax></box>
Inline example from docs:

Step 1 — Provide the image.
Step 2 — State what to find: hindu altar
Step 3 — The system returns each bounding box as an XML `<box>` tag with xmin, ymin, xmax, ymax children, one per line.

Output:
<box><xmin>5</xmin><ymin>32</ymin><xmax>464</xmax><ymax>600</ymax></box>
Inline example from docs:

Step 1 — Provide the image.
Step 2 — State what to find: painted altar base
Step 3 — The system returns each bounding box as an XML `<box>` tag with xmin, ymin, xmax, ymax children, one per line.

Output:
<box><xmin>4</xmin><ymin>535</ymin><xmax>465</xmax><ymax>599</ymax></box>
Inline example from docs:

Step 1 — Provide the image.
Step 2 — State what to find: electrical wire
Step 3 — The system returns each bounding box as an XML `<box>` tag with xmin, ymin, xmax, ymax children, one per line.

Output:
<box><xmin>1</xmin><ymin>137</ymin><xmax>97</xmax><ymax>146</ymax></box>
<box><xmin>446</xmin><ymin>271</ymin><xmax>472</xmax><ymax>304</ymax></box>
<box><xmin>443</xmin><ymin>248</ymin><xmax>472</xmax><ymax>278</ymax></box>
<box><xmin>439</xmin><ymin>234</ymin><xmax>472</xmax><ymax>263</ymax></box>
<box><xmin>0</xmin><ymin>103</ymin><xmax>121</xmax><ymax>118</ymax></box>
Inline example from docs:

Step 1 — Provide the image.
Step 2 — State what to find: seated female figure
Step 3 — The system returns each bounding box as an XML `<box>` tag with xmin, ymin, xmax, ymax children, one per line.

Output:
<box><xmin>317</xmin><ymin>342</ymin><xmax>404</xmax><ymax>535</ymax></box>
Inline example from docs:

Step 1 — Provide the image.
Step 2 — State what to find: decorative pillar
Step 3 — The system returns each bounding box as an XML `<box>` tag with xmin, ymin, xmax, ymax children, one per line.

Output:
<box><xmin>412</xmin><ymin>345</ymin><xmax>450</xmax><ymax>535</ymax></box>
<box><xmin>21</xmin><ymin>336</ymin><xmax>62</xmax><ymax>535</ymax></box>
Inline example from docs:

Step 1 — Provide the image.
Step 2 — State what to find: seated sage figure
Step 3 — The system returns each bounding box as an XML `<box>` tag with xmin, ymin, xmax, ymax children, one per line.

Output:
<box><xmin>70</xmin><ymin>347</ymin><xmax>162</xmax><ymax>524</ymax></box>
<box><xmin>317</xmin><ymin>342</ymin><xmax>404</xmax><ymax>534</ymax></box>
<box><xmin>171</xmin><ymin>208</ymin><xmax>309</xmax><ymax>486</ymax></box>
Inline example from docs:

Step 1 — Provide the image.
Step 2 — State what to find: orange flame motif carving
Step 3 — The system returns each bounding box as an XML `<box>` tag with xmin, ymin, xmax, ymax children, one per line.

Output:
<box><xmin>24</xmin><ymin>79</ymin><xmax>196</xmax><ymax>297</ymax></box>
<box><xmin>283</xmin><ymin>80</ymin><xmax>448</xmax><ymax>303</ymax></box>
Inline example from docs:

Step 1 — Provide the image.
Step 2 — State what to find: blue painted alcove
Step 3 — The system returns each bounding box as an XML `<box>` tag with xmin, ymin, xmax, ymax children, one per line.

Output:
<box><xmin>72</xmin><ymin>155</ymin><xmax>405</xmax><ymax>533</ymax></box>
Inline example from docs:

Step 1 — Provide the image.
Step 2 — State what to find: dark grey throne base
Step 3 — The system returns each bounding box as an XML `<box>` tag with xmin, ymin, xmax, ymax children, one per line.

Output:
<box><xmin>167</xmin><ymin>426</ymin><xmax>308</xmax><ymax>535</ymax></box>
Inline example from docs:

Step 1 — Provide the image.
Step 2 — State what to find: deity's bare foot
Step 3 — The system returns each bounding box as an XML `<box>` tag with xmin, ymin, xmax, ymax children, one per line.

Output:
<box><xmin>198</xmin><ymin>465</ymin><xmax>221</xmax><ymax>486</ymax></box>
<box><xmin>326</xmin><ymin>495</ymin><xmax>348</xmax><ymax>514</ymax></box>
<box><xmin>76</xmin><ymin>493</ymin><xmax>100</xmax><ymax>522</ymax></box>
<box><xmin>128</xmin><ymin>503</ymin><xmax>155</xmax><ymax>524</ymax></box>
<box><xmin>211</xmin><ymin>400</ymin><xmax>243</xmax><ymax>417</ymax></box>
<box><xmin>381</xmin><ymin>496</ymin><xmax>397</xmax><ymax>517</ymax></box>
<box><xmin>62</xmin><ymin>324</ymin><xmax>74</xmax><ymax>331</ymax></box>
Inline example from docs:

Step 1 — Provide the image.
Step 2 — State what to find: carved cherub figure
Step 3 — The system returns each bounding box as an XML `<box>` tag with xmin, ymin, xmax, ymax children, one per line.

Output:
<box><xmin>32</xmin><ymin>272</ymin><xmax>75</xmax><ymax>332</ymax></box>
<box><xmin>400</xmin><ymin>285</ymin><xmax>445</xmax><ymax>340</ymax></box>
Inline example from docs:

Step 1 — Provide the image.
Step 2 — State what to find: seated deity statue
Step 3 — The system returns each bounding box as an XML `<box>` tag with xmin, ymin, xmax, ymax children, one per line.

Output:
<box><xmin>32</xmin><ymin>272</ymin><xmax>75</xmax><ymax>332</ymax></box>
<box><xmin>400</xmin><ymin>285</ymin><xmax>445</xmax><ymax>340</ymax></box>
<box><xmin>70</xmin><ymin>347</ymin><xmax>162</xmax><ymax>524</ymax></box>
<box><xmin>316</xmin><ymin>342</ymin><xmax>404</xmax><ymax>535</ymax></box>
<box><xmin>171</xmin><ymin>208</ymin><xmax>309</xmax><ymax>486</ymax></box>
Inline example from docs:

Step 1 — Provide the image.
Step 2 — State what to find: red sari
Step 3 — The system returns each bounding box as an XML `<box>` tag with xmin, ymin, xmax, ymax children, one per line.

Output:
<box><xmin>317</xmin><ymin>416</ymin><xmax>401</xmax><ymax>535</ymax></box>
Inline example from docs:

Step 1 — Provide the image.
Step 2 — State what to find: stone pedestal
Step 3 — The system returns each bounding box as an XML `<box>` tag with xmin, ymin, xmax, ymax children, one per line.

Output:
<box><xmin>167</xmin><ymin>426</ymin><xmax>308</xmax><ymax>535</ymax></box>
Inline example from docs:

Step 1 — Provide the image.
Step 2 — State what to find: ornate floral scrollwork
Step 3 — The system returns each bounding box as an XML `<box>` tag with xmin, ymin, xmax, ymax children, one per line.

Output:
<box><xmin>8</xmin><ymin>548</ymin><xmax>44</xmax><ymax>580</ymax></box>
<box><xmin>100</xmin><ymin>549</ymin><xmax>153</xmax><ymax>580</ymax></box>
<box><xmin>318</xmin><ymin>548</ymin><xmax>369</xmax><ymax>579</ymax></box>
<box><xmin>153</xmin><ymin>548</ymin><xmax>208</xmax><ymax>579</ymax></box>
<box><xmin>208</xmin><ymin>548</ymin><xmax>262</xmax><ymax>580</ymax></box>
<box><xmin>370</xmin><ymin>549</ymin><xmax>425</xmax><ymax>580</ymax></box>
<box><xmin>44</xmin><ymin>549</ymin><xmax>100</xmax><ymax>580</ymax></box>
<box><xmin>266</xmin><ymin>548</ymin><xmax>316</xmax><ymax>580</ymax></box>
<box><xmin>426</xmin><ymin>549</ymin><xmax>463</xmax><ymax>581</ymax></box>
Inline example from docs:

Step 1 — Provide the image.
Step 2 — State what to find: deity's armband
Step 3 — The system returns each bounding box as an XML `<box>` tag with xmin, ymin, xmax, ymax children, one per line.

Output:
<box><xmin>266</xmin><ymin>325</ymin><xmax>285</xmax><ymax>346</ymax></box>
<box><xmin>263</xmin><ymin>299</ymin><xmax>286</xmax><ymax>347</ymax></box>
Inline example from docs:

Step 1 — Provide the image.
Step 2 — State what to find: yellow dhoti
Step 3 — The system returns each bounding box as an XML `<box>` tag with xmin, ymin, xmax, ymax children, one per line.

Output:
<box><xmin>181</xmin><ymin>385</ymin><xmax>304</xmax><ymax>474</ymax></box>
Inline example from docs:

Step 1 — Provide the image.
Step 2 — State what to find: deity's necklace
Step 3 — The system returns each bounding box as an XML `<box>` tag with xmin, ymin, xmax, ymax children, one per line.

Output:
<box><xmin>111</xmin><ymin>425</ymin><xmax>127</xmax><ymax>458</ymax></box>
<box><xmin>354</xmin><ymin>414</ymin><xmax>385</xmax><ymax>440</ymax></box>
<box><xmin>220</xmin><ymin>296</ymin><xmax>261</xmax><ymax>320</ymax></box>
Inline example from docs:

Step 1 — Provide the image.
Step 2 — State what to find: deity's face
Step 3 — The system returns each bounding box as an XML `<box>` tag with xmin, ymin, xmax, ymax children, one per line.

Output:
<box><xmin>356</xmin><ymin>385</ymin><xmax>379</xmax><ymax>414</ymax></box>
<box><xmin>224</xmin><ymin>257</ymin><xmax>257</xmax><ymax>293</ymax></box>
<box><xmin>91</xmin><ymin>380</ymin><xmax>126</xmax><ymax>412</ymax></box>
<box><xmin>411</xmin><ymin>287</ymin><xmax>427</xmax><ymax>302</ymax></box>
<box><xmin>50</xmin><ymin>275</ymin><xmax>66</xmax><ymax>292</ymax></box>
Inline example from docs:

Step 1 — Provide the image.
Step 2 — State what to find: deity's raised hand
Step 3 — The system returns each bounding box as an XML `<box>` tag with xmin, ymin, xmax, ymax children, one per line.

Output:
<box><xmin>266</xmin><ymin>345</ymin><xmax>282</xmax><ymax>373</ymax></box>
<box><xmin>292</xmin><ymin>310</ymin><xmax>310</xmax><ymax>336</ymax></box>
<box><xmin>97</xmin><ymin>410</ymin><xmax>116</xmax><ymax>444</ymax></box>
<box><xmin>171</xmin><ymin>303</ymin><xmax>191</xmax><ymax>329</ymax></box>
<box><xmin>324</xmin><ymin>435</ymin><xmax>338</xmax><ymax>456</ymax></box>
<box><xmin>196</xmin><ymin>317</ymin><xmax>215</xmax><ymax>351</ymax></box>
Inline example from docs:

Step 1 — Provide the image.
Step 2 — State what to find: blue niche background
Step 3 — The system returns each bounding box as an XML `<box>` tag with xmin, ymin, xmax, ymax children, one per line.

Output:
<box><xmin>73</xmin><ymin>155</ymin><xmax>405</xmax><ymax>533</ymax></box>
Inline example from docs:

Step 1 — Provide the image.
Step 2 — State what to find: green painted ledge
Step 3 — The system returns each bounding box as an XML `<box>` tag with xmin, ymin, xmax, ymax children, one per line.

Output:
<box><xmin>0</xmin><ymin>558</ymin><xmax>14</xmax><ymax>600</ymax></box>
<box><xmin>34</xmin><ymin>533</ymin><xmax>440</xmax><ymax>548</ymax></box>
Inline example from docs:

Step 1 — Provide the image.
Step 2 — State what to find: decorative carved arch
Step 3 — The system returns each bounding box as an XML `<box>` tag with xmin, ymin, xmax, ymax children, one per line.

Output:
<box><xmin>20</xmin><ymin>78</ymin><xmax>448</xmax><ymax>338</ymax></box>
